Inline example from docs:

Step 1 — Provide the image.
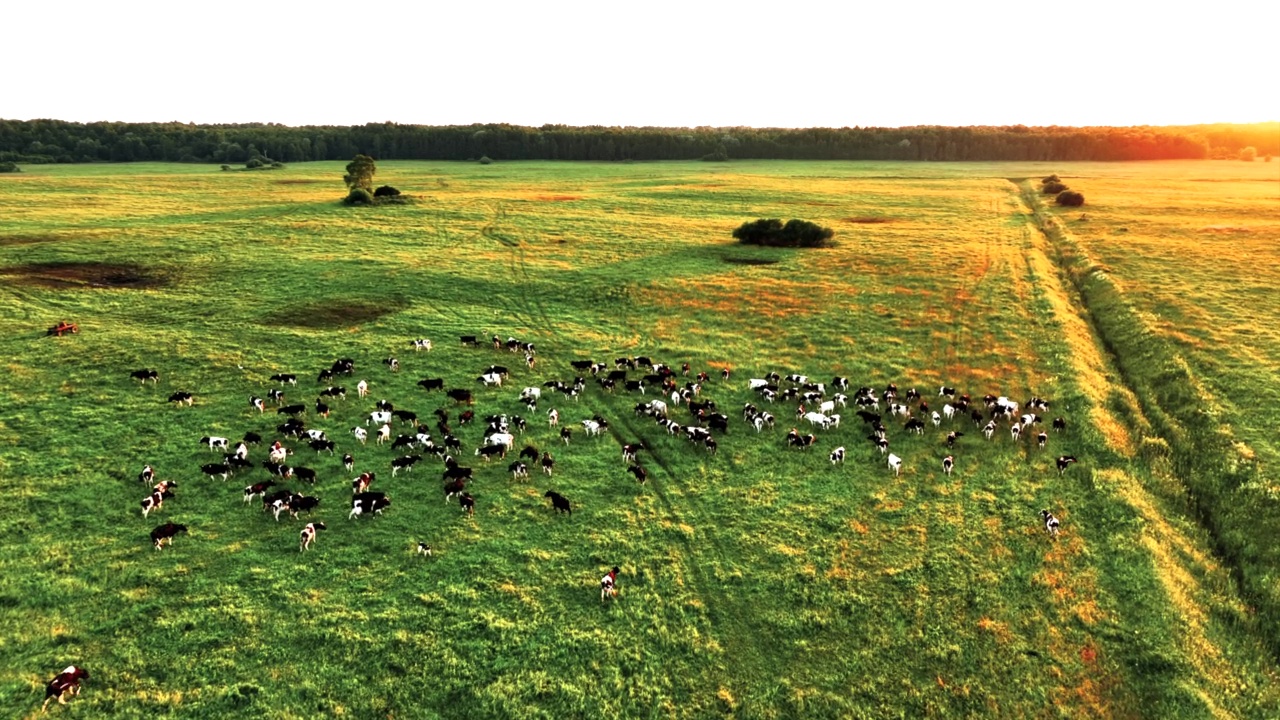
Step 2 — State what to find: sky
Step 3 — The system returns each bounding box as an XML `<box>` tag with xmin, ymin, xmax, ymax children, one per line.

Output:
<box><xmin>4</xmin><ymin>0</ymin><xmax>1274</xmax><ymax>128</ymax></box>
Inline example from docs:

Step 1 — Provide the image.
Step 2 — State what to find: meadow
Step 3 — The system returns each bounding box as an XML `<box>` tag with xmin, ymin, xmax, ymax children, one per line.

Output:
<box><xmin>0</xmin><ymin>159</ymin><xmax>1276</xmax><ymax>718</ymax></box>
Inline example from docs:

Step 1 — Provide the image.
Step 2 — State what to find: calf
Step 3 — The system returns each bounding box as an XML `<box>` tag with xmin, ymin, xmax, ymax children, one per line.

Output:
<box><xmin>150</xmin><ymin>522</ymin><xmax>188</xmax><ymax>550</ymax></box>
<box><xmin>887</xmin><ymin>453</ymin><xmax>903</xmax><ymax>477</ymax></box>
<box><xmin>130</xmin><ymin>368</ymin><xmax>159</xmax><ymax>383</ymax></box>
<box><xmin>460</xmin><ymin>335</ymin><xmax>479</xmax><ymax>347</ymax></box>
<box><xmin>417</xmin><ymin>542</ymin><xmax>433</xmax><ymax>558</ymax></box>
<box><xmin>983</xmin><ymin>421</ymin><xmax>997</xmax><ymax>441</ymax></box>
<box><xmin>41</xmin><ymin>665</ymin><xmax>89</xmax><ymax>712</ymax></box>
<box><xmin>290</xmin><ymin>466</ymin><xmax>315</xmax><ymax>485</ymax></box>
<box><xmin>544</xmin><ymin>490</ymin><xmax>572</xmax><ymax>515</ymax></box>
<box><xmin>140</xmin><ymin>489</ymin><xmax>173</xmax><ymax>518</ymax></box>
<box><xmin>1041</xmin><ymin>509</ymin><xmax>1061</xmax><ymax>538</ymax></box>
<box><xmin>581</xmin><ymin>419</ymin><xmax>602</xmax><ymax>437</ymax></box>
<box><xmin>509</xmin><ymin>461</ymin><xmax>529</xmax><ymax>481</ymax></box>
<box><xmin>168</xmin><ymin>391</ymin><xmax>194</xmax><ymax>406</ymax></box>
<box><xmin>939</xmin><ymin>386</ymin><xmax>956</xmax><ymax>398</ymax></box>
<box><xmin>560</xmin><ymin>427</ymin><xmax>573</xmax><ymax>445</ymax></box>
<box><xmin>1057</xmin><ymin>455</ymin><xmax>1078</xmax><ymax>475</ymax></box>
<box><xmin>244</xmin><ymin>480</ymin><xmax>277</xmax><ymax>503</ymax></box>
<box><xmin>342</xmin><ymin>453</ymin><xmax>354</xmax><ymax>472</ymax></box>
<box><xmin>628</xmin><ymin>465</ymin><xmax>648</xmax><ymax>484</ymax></box>
<box><xmin>263</xmin><ymin>462</ymin><xmax>294</xmax><ymax>479</ymax></box>
<box><xmin>351</xmin><ymin>426</ymin><xmax>368</xmax><ymax>444</ymax></box>
<box><xmin>830</xmin><ymin>446</ymin><xmax>845</xmax><ymax>464</ymax></box>
<box><xmin>601</xmin><ymin>566</ymin><xmax>620</xmax><ymax>602</ymax></box>
<box><xmin>299</xmin><ymin>522</ymin><xmax>326</xmax><ymax>551</ymax></box>
<box><xmin>447</xmin><ymin>388</ymin><xmax>474</xmax><ymax>405</ymax></box>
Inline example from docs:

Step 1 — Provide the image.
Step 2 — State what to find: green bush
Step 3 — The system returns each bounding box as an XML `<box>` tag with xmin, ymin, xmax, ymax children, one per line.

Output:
<box><xmin>732</xmin><ymin>218</ymin><xmax>834</xmax><ymax>248</ymax></box>
<box><xmin>343</xmin><ymin>188</ymin><xmax>374</xmax><ymax>205</ymax></box>
<box><xmin>0</xmin><ymin>161</ymin><xmax>20</xmax><ymax>173</ymax></box>
<box><xmin>478</xmin><ymin>156</ymin><xmax>493</xmax><ymax>165</ymax></box>
<box><xmin>374</xmin><ymin>185</ymin><xmax>401</xmax><ymax>197</ymax></box>
<box><xmin>1042</xmin><ymin>181</ymin><xmax>1067</xmax><ymax>194</ymax></box>
<box><xmin>1042</xmin><ymin>174</ymin><xmax>1060</xmax><ymax>183</ymax></box>
<box><xmin>245</xmin><ymin>158</ymin><xmax>264</xmax><ymax>169</ymax></box>
<box><xmin>270</xmin><ymin>161</ymin><xmax>284</xmax><ymax>169</ymax></box>
<box><xmin>219</xmin><ymin>165</ymin><xmax>231</xmax><ymax>171</ymax></box>
<box><xmin>1056</xmin><ymin>191</ymin><xmax>1085</xmax><ymax>207</ymax></box>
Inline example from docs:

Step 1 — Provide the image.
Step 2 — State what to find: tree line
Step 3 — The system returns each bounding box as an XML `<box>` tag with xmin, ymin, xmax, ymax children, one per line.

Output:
<box><xmin>1</xmin><ymin>119</ymin><xmax>1275</xmax><ymax>164</ymax></box>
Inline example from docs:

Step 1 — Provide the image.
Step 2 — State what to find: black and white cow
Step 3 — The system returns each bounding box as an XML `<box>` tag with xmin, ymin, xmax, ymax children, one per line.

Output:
<box><xmin>350</xmin><ymin>492</ymin><xmax>391</xmax><ymax>519</ymax></box>
<box><xmin>41</xmin><ymin>665</ymin><xmax>89</xmax><ymax>712</ymax></box>
<box><xmin>300</xmin><ymin>522</ymin><xmax>326</xmax><ymax>551</ymax></box>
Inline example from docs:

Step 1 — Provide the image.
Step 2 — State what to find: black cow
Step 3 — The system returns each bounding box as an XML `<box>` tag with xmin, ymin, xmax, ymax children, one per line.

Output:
<box><xmin>442</xmin><ymin>466</ymin><xmax>473</xmax><ymax>482</ymax></box>
<box><xmin>130</xmin><ymin>369</ymin><xmax>159</xmax><ymax>383</ymax></box>
<box><xmin>200</xmin><ymin>463</ymin><xmax>230</xmax><ymax>481</ymax></box>
<box><xmin>628</xmin><ymin>465</ymin><xmax>647</xmax><ymax>484</ymax></box>
<box><xmin>544</xmin><ymin>490</ymin><xmax>571</xmax><ymax>514</ymax></box>
<box><xmin>475</xmin><ymin>444</ymin><xmax>506</xmax><ymax>461</ymax></box>
<box><xmin>1057</xmin><ymin>456</ymin><xmax>1078</xmax><ymax>475</ymax></box>
<box><xmin>460</xmin><ymin>335</ymin><xmax>479</xmax><ymax>347</ymax></box>
<box><xmin>447</xmin><ymin>388</ymin><xmax>474</xmax><ymax>405</ymax></box>
<box><xmin>278</xmin><ymin>404</ymin><xmax>306</xmax><ymax>417</ymax></box>
<box><xmin>459</xmin><ymin>492</ymin><xmax>475</xmax><ymax>516</ymax></box>
<box><xmin>309</xmin><ymin>439</ymin><xmax>335</xmax><ymax>455</ymax></box>
<box><xmin>1052</xmin><ymin>417</ymin><xmax>1066</xmax><ymax>432</ymax></box>
<box><xmin>294</xmin><ymin>467</ymin><xmax>318</xmax><ymax>484</ymax></box>
<box><xmin>150</xmin><ymin>522</ymin><xmax>188</xmax><ymax>550</ymax></box>
<box><xmin>418</xmin><ymin>377</ymin><xmax>445</xmax><ymax>392</ymax></box>
<box><xmin>168</xmin><ymin>391</ymin><xmax>194</xmax><ymax>406</ymax></box>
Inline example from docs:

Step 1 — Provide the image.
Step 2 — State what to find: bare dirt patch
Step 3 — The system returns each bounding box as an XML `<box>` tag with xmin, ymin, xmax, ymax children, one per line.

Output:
<box><xmin>267</xmin><ymin>300</ymin><xmax>407</xmax><ymax>329</ymax></box>
<box><xmin>0</xmin><ymin>262</ymin><xmax>169</xmax><ymax>289</ymax></box>
<box><xmin>843</xmin><ymin>217</ymin><xmax>896</xmax><ymax>224</ymax></box>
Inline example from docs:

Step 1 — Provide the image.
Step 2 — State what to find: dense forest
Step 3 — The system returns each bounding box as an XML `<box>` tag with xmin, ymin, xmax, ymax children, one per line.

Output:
<box><xmin>0</xmin><ymin>119</ymin><xmax>1275</xmax><ymax>164</ymax></box>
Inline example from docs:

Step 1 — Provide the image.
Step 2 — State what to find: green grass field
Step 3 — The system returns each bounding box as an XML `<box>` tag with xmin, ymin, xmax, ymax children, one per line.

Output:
<box><xmin>1</xmin><ymin>159</ymin><xmax>1277</xmax><ymax>718</ymax></box>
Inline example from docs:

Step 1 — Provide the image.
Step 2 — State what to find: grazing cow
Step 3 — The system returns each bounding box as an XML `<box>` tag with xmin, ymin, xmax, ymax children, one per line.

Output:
<box><xmin>931</xmin><ymin>411</ymin><xmax>941</xmax><ymax>427</ymax></box>
<box><xmin>804</xmin><ymin>411</ymin><xmax>832</xmax><ymax>429</ymax></box>
<box><xmin>946</xmin><ymin>431</ymin><xmax>963</xmax><ymax>448</ymax></box>
<box><xmin>509</xmin><ymin>461</ymin><xmax>529</xmax><ymax>481</ymax></box>
<box><xmin>942</xmin><ymin>455</ymin><xmax>954</xmax><ymax>476</ymax></box>
<box><xmin>368</xmin><ymin>411</ymin><xmax>392</xmax><ymax>426</ymax></box>
<box><xmin>352</xmin><ymin>472</ymin><xmax>376</xmax><ymax>494</ymax></box>
<box><xmin>392</xmin><ymin>410</ymin><xmax>418</xmax><ymax>425</ymax></box>
<box><xmin>383</xmin><ymin>357</ymin><xmax>400</xmax><ymax>372</ymax></box>
<box><xmin>278</xmin><ymin>404</ymin><xmax>306</xmax><ymax>417</ymax></box>
<box><xmin>250</xmin><ymin>396</ymin><xmax>265</xmax><ymax>413</ymax></box>
<box><xmin>226</xmin><ymin>456</ymin><xmax>253</xmax><ymax>474</ymax></box>
<box><xmin>704</xmin><ymin>436</ymin><xmax>718</xmax><ymax>454</ymax></box>
<box><xmin>140</xmin><ymin>489</ymin><xmax>173</xmax><ymax>518</ymax></box>
<box><xmin>443</xmin><ymin>479</ymin><xmax>467</xmax><ymax>503</ymax></box>
<box><xmin>477</xmin><ymin>373</ymin><xmax>503</xmax><ymax>387</ymax></box>
<box><xmin>628</xmin><ymin>465</ymin><xmax>648</xmax><ymax>484</ymax></box>
<box><xmin>943</xmin><ymin>403</ymin><xmax>957</xmax><ymax>421</ymax></box>
<box><xmin>601</xmin><ymin>566</ymin><xmax>620</xmax><ymax>602</ymax></box>
<box><xmin>887</xmin><ymin>453</ymin><xmax>903</xmax><ymax>476</ymax></box>
<box><xmin>243</xmin><ymin>431</ymin><xmax>262</xmax><ymax>445</ymax></box>
<box><xmin>830</xmin><ymin>446</ymin><xmax>845</xmax><ymax>464</ymax></box>
<box><xmin>417</xmin><ymin>542</ymin><xmax>433</xmax><ymax>558</ymax></box>
<box><xmin>870</xmin><ymin>435</ymin><xmax>889</xmax><ymax>455</ymax></box>
<box><xmin>1053</xmin><ymin>417</ymin><xmax>1066</xmax><ymax>433</ymax></box>
<box><xmin>285</xmin><ymin>494</ymin><xmax>320</xmax><ymax>518</ymax></box>
<box><xmin>200</xmin><ymin>463</ymin><xmax>231</xmax><ymax>481</ymax></box>
<box><xmin>460</xmin><ymin>335</ymin><xmax>479</xmax><ymax>347</ymax></box>
<box><xmin>544</xmin><ymin>490</ymin><xmax>571</xmax><ymax>514</ymax></box>
<box><xmin>300</xmin><ymin>522</ymin><xmax>326</xmax><ymax>551</ymax></box>
<box><xmin>939</xmin><ymin>386</ymin><xmax>956</xmax><ymax>398</ymax></box>
<box><xmin>319</xmin><ymin>386</ymin><xmax>346</xmax><ymax>400</ymax></box>
<box><xmin>350</xmin><ymin>492</ymin><xmax>391</xmax><ymax>519</ymax></box>
<box><xmin>1010</xmin><ymin>424</ymin><xmax>1022</xmax><ymax>442</ymax></box>
<box><xmin>168</xmin><ymin>391</ymin><xmax>194</xmax><ymax>406</ymax></box>
<box><xmin>131</xmin><ymin>369</ymin><xmax>159</xmax><ymax>383</ymax></box>
<box><xmin>245</xmin><ymin>480</ymin><xmax>277</xmax><ymax>503</ymax></box>
<box><xmin>41</xmin><ymin>665</ymin><xmax>89</xmax><ymax>712</ymax></box>
<box><xmin>1057</xmin><ymin>455</ymin><xmax>1078</xmax><ymax>475</ymax></box>
<box><xmin>309</xmin><ymin>439</ymin><xmax>335</xmax><ymax>455</ymax></box>
<box><xmin>342</xmin><ymin>453</ymin><xmax>354</xmax><ymax>472</ymax></box>
<box><xmin>786</xmin><ymin>429</ymin><xmax>817</xmax><ymax>449</ymax></box>
<box><xmin>447</xmin><ymin>388</ymin><xmax>474</xmax><ymax>405</ymax></box>
<box><xmin>904</xmin><ymin>418</ymin><xmax>925</xmax><ymax>435</ymax></box>
<box><xmin>541</xmin><ymin>451</ymin><xmax>555</xmax><ymax>476</ymax></box>
<box><xmin>150</xmin><ymin>522</ymin><xmax>187</xmax><ymax>550</ymax></box>
<box><xmin>270</xmin><ymin>373</ymin><xmax>297</xmax><ymax>385</ymax></box>
<box><xmin>351</xmin><ymin>426</ymin><xmax>368</xmax><ymax>445</ymax></box>
<box><xmin>411</xmin><ymin>338</ymin><xmax>433</xmax><ymax>352</ymax></box>
<box><xmin>263</xmin><ymin>461</ymin><xmax>294</xmax><ymax>479</ymax></box>
<box><xmin>139</xmin><ymin>464</ymin><xmax>155</xmax><ymax>485</ymax></box>
<box><xmin>581</xmin><ymin>419</ymin><xmax>603</xmax><ymax>437</ymax></box>
<box><xmin>459</xmin><ymin>492</ymin><xmax>475</xmax><ymax>516</ymax></box>
<box><xmin>971</xmin><ymin>409</ymin><xmax>986</xmax><ymax>426</ymax></box>
<box><xmin>983</xmin><ymin>421</ymin><xmax>997</xmax><ymax>441</ymax></box>
<box><xmin>1041</xmin><ymin>509</ymin><xmax>1061</xmax><ymax>538</ymax></box>
<box><xmin>622</xmin><ymin>443</ymin><xmax>642</xmax><ymax>463</ymax></box>
<box><xmin>560</xmin><ymin>427</ymin><xmax>573</xmax><ymax>445</ymax></box>
<box><xmin>1037</xmin><ymin>432</ymin><xmax>1048</xmax><ymax>449</ymax></box>
<box><xmin>376</xmin><ymin>424</ymin><xmax>392</xmax><ymax>445</ymax></box>
<box><xmin>391</xmin><ymin>455</ymin><xmax>423</xmax><ymax>476</ymax></box>
<box><xmin>475</xmin><ymin>444</ymin><xmax>506</xmax><ymax>462</ymax></box>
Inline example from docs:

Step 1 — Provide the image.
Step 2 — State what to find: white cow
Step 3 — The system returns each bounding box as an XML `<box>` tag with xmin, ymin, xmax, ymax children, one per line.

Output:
<box><xmin>888</xmin><ymin>453</ymin><xmax>903</xmax><ymax>476</ymax></box>
<box><xmin>352</xmin><ymin>426</ymin><xmax>368</xmax><ymax>444</ymax></box>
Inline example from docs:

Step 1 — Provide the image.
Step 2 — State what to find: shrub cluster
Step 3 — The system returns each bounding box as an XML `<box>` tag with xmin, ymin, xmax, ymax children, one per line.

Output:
<box><xmin>1039</xmin><ymin>174</ymin><xmax>1084</xmax><ymax>207</ymax></box>
<box><xmin>344</xmin><ymin>188</ymin><xmax>374</xmax><ymax>205</ymax></box>
<box><xmin>0</xmin><ymin>161</ymin><xmax>20</xmax><ymax>173</ymax></box>
<box><xmin>732</xmin><ymin>218</ymin><xmax>834</xmax><ymax>248</ymax></box>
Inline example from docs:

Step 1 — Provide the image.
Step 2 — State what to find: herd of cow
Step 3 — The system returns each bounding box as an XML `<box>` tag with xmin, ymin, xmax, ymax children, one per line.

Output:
<box><xmin>127</xmin><ymin>332</ymin><xmax>1076</xmax><ymax>561</ymax></box>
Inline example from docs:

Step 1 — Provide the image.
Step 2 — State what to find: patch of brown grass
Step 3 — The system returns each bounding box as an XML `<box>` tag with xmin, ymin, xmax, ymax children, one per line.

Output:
<box><xmin>533</xmin><ymin>195</ymin><xmax>582</xmax><ymax>202</ymax></box>
<box><xmin>0</xmin><ymin>262</ymin><xmax>170</xmax><ymax>289</ymax></box>
<box><xmin>843</xmin><ymin>216</ymin><xmax>896</xmax><ymax>224</ymax></box>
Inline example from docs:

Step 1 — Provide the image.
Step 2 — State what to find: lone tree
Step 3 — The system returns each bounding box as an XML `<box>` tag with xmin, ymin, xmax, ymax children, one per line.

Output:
<box><xmin>733</xmin><ymin>218</ymin><xmax>834</xmax><ymax>248</ymax></box>
<box><xmin>344</xmin><ymin>154</ymin><xmax>376</xmax><ymax>192</ymax></box>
